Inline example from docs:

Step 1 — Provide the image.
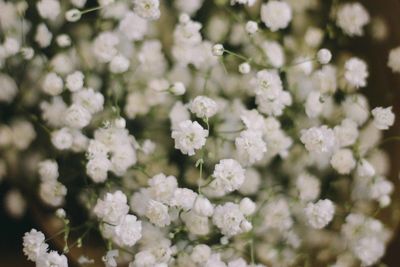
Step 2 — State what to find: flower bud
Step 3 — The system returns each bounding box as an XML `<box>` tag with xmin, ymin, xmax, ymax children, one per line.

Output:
<box><xmin>65</xmin><ymin>9</ymin><xmax>81</xmax><ymax>22</ymax></box>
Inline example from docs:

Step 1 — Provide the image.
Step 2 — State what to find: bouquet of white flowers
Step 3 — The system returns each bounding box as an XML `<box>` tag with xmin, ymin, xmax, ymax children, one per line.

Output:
<box><xmin>1</xmin><ymin>0</ymin><xmax>400</xmax><ymax>266</ymax></box>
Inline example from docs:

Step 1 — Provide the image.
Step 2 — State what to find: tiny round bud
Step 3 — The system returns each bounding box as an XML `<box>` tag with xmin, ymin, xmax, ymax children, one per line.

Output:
<box><xmin>56</xmin><ymin>208</ymin><xmax>66</xmax><ymax>219</ymax></box>
<box><xmin>179</xmin><ymin>13</ymin><xmax>190</xmax><ymax>24</ymax></box>
<box><xmin>21</xmin><ymin>47</ymin><xmax>34</xmax><ymax>60</ymax></box>
<box><xmin>220</xmin><ymin>236</ymin><xmax>229</xmax><ymax>245</ymax></box>
<box><xmin>246</xmin><ymin>21</ymin><xmax>258</xmax><ymax>34</ymax></box>
<box><xmin>240</xmin><ymin>220</ymin><xmax>253</xmax><ymax>232</ymax></box>
<box><xmin>238</xmin><ymin>62</ymin><xmax>251</xmax><ymax>74</ymax></box>
<box><xmin>317</xmin><ymin>48</ymin><xmax>332</xmax><ymax>65</ymax></box>
<box><xmin>212</xmin><ymin>44</ymin><xmax>224</xmax><ymax>56</ymax></box>
<box><xmin>65</xmin><ymin>9</ymin><xmax>82</xmax><ymax>22</ymax></box>
<box><xmin>56</xmin><ymin>34</ymin><xmax>71</xmax><ymax>47</ymax></box>
<box><xmin>239</xmin><ymin>197</ymin><xmax>256</xmax><ymax>216</ymax></box>
<box><xmin>114</xmin><ymin>117</ymin><xmax>126</xmax><ymax>129</ymax></box>
<box><xmin>170</xmin><ymin>82</ymin><xmax>186</xmax><ymax>96</ymax></box>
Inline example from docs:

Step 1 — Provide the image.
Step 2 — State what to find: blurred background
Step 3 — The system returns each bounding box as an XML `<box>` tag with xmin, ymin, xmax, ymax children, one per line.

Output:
<box><xmin>2</xmin><ymin>0</ymin><xmax>400</xmax><ymax>266</ymax></box>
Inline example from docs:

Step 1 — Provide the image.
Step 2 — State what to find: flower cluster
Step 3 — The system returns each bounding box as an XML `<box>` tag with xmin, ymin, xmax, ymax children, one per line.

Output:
<box><xmin>0</xmin><ymin>0</ymin><xmax>398</xmax><ymax>267</ymax></box>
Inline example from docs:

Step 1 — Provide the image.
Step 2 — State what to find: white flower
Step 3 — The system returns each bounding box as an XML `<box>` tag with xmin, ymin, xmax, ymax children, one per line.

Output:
<box><xmin>110</xmin><ymin>54</ymin><xmax>130</xmax><ymax>73</ymax></box>
<box><xmin>330</xmin><ymin>149</ymin><xmax>356</xmax><ymax>175</ymax></box>
<box><xmin>255</xmin><ymin>70</ymin><xmax>291</xmax><ymax>116</ymax></box>
<box><xmin>305</xmin><ymin>199</ymin><xmax>335</xmax><ymax>229</ymax></box>
<box><xmin>239</xmin><ymin>168</ymin><xmax>261</xmax><ymax>195</ymax></box>
<box><xmin>0</xmin><ymin>74</ymin><xmax>18</xmax><ymax>103</ymax></box>
<box><xmin>240</xmin><ymin>109</ymin><xmax>266</xmax><ymax>133</ymax></box>
<box><xmin>371</xmin><ymin>106</ymin><xmax>395</xmax><ymax>130</ymax></box>
<box><xmin>93</xmin><ymin>32</ymin><xmax>119</xmax><ymax>63</ymax></box>
<box><xmin>171</xmin><ymin>120</ymin><xmax>208</xmax><ymax>156</ymax></box>
<box><xmin>39</xmin><ymin>180</ymin><xmax>67</xmax><ymax>207</ymax></box>
<box><xmin>261</xmin><ymin>41</ymin><xmax>285</xmax><ymax>68</ymax></box>
<box><xmin>41</xmin><ymin>98</ymin><xmax>66</xmax><ymax>127</ymax></box>
<box><xmin>103</xmin><ymin>250</ymin><xmax>118</xmax><ymax>267</ymax></box>
<box><xmin>133</xmin><ymin>0</ymin><xmax>160</xmax><ymax>20</ymax></box>
<box><xmin>212</xmin><ymin>159</ymin><xmax>246</xmax><ymax>193</ymax></box>
<box><xmin>170</xmin><ymin>188</ymin><xmax>197</xmax><ymax>211</ymax></box>
<box><xmin>296</xmin><ymin>173</ymin><xmax>320</xmax><ymax>202</ymax></box>
<box><xmin>344</xmin><ymin>57</ymin><xmax>368</xmax><ymax>88</ymax></box>
<box><xmin>51</xmin><ymin>128</ymin><xmax>73</xmax><ymax>150</ymax></box>
<box><xmin>131</xmin><ymin>250</ymin><xmax>156</xmax><ymax>267</ymax></box>
<box><xmin>213</xmin><ymin>202</ymin><xmax>250</xmax><ymax>236</ymax></box>
<box><xmin>317</xmin><ymin>48</ymin><xmax>332</xmax><ymax>65</ymax></box>
<box><xmin>245</xmin><ymin>20</ymin><xmax>258</xmax><ymax>34</ymax></box>
<box><xmin>119</xmin><ymin>12</ymin><xmax>148</xmax><ymax>41</ymax></box>
<box><xmin>305</xmin><ymin>91</ymin><xmax>323</xmax><ymax>118</ymax></box>
<box><xmin>65</xmin><ymin>9</ymin><xmax>81</xmax><ymax>22</ymax></box>
<box><xmin>388</xmin><ymin>46</ymin><xmax>400</xmax><ymax>73</ymax></box>
<box><xmin>66</xmin><ymin>71</ymin><xmax>84</xmax><ymax>92</ymax></box>
<box><xmin>145</xmin><ymin>200</ymin><xmax>171</xmax><ymax>227</ymax></box>
<box><xmin>182</xmin><ymin>211</ymin><xmax>210</xmax><ymax>235</ymax></box>
<box><xmin>190</xmin><ymin>96</ymin><xmax>218</xmax><ymax>119</ymax></box>
<box><xmin>35</xmin><ymin>23</ymin><xmax>53</xmax><ymax>48</ymax></box>
<box><xmin>72</xmin><ymin>88</ymin><xmax>104</xmax><ymax>114</ymax></box>
<box><xmin>86</xmin><ymin>157</ymin><xmax>111</xmax><ymax>183</ymax></box>
<box><xmin>238</xmin><ymin>62</ymin><xmax>251</xmax><ymax>74</ymax></box>
<box><xmin>235</xmin><ymin>130</ymin><xmax>267</xmax><ymax>165</ymax></box>
<box><xmin>56</xmin><ymin>33</ymin><xmax>71</xmax><ymax>47</ymax></box>
<box><xmin>300</xmin><ymin>125</ymin><xmax>335</xmax><ymax>155</ymax></box>
<box><xmin>334</xmin><ymin>119</ymin><xmax>359</xmax><ymax>148</ymax></box>
<box><xmin>93</xmin><ymin>191</ymin><xmax>129</xmax><ymax>225</ymax></box>
<box><xmin>239</xmin><ymin>197</ymin><xmax>256</xmax><ymax>216</ymax></box>
<box><xmin>261</xmin><ymin>0</ymin><xmax>292</xmax><ymax>32</ymax></box>
<box><xmin>353</xmin><ymin>237</ymin><xmax>384</xmax><ymax>266</ymax></box>
<box><xmin>42</xmin><ymin>73</ymin><xmax>63</xmax><ymax>96</ymax></box>
<box><xmin>4</xmin><ymin>189</ymin><xmax>26</xmax><ymax>218</ymax></box>
<box><xmin>148</xmin><ymin>173</ymin><xmax>178</xmax><ymax>204</ymax></box>
<box><xmin>36</xmin><ymin>0</ymin><xmax>60</xmax><ymax>21</ymax></box>
<box><xmin>3</xmin><ymin>37</ymin><xmax>20</xmax><ymax>56</ymax></box>
<box><xmin>23</xmin><ymin>229</ymin><xmax>48</xmax><ymax>262</ymax></box>
<box><xmin>193</xmin><ymin>196</ymin><xmax>214</xmax><ymax>217</ymax></box>
<box><xmin>342</xmin><ymin>94</ymin><xmax>370</xmax><ymax>126</ymax></box>
<box><xmin>313</xmin><ymin>65</ymin><xmax>337</xmax><ymax>94</ymax></box>
<box><xmin>114</xmin><ymin>214</ymin><xmax>142</xmax><ymax>247</ymax></box>
<box><xmin>336</xmin><ymin>3</ymin><xmax>370</xmax><ymax>37</ymax></box>
<box><xmin>261</xmin><ymin>198</ymin><xmax>293</xmax><ymax>231</ymax></box>
<box><xmin>36</xmin><ymin>251</ymin><xmax>68</xmax><ymax>267</ymax></box>
<box><xmin>357</xmin><ymin>159</ymin><xmax>376</xmax><ymax>177</ymax></box>
<box><xmin>212</xmin><ymin>44</ymin><xmax>224</xmax><ymax>56</ymax></box>
<box><xmin>170</xmin><ymin>82</ymin><xmax>186</xmax><ymax>96</ymax></box>
<box><xmin>64</xmin><ymin>104</ymin><xmax>92</xmax><ymax>129</ymax></box>
<box><xmin>191</xmin><ymin>244</ymin><xmax>211</xmax><ymax>264</ymax></box>
<box><xmin>38</xmin><ymin>159</ymin><xmax>59</xmax><ymax>182</ymax></box>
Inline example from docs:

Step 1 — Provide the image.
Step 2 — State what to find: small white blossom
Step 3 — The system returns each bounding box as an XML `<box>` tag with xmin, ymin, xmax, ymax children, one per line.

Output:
<box><xmin>93</xmin><ymin>190</ymin><xmax>129</xmax><ymax>225</ymax></box>
<box><xmin>245</xmin><ymin>21</ymin><xmax>258</xmax><ymax>34</ymax></box>
<box><xmin>171</xmin><ymin>120</ymin><xmax>208</xmax><ymax>156</ymax></box>
<box><xmin>23</xmin><ymin>229</ymin><xmax>48</xmax><ymax>262</ymax></box>
<box><xmin>330</xmin><ymin>149</ymin><xmax>356</xmax><ymax>175</ymax></box>
<box><xmin>344</xmin><ymin>57</ymin><xmax>368</xmax><ymax>88</ymax></box>
<box><xmin>317</xmin><ymin>48</ymin><xmax>332</xmax><ymax>64</ymax></box>
<box><xmin>235</xmin><ymin>130</ymin><xmax>267</xmax><ymax>165</ymax></box>
<box><xmin>300</xmin><ymin>125</ymin><xmax>335</xmax><ymax>155</ymax></box>
<box><xmin>133</xmin><ymin>0</ymin><xmax>161</xmax><ymax>20</ymax></box>
<box><xmin>305</xmin><ymin>199</ymin><xmax>335</xmax><ymax>229</ymax></box>
<box><xmin>388</xmin><ymin>46</ymin><xmax>400</xmax><ymax>73</ymax></box>
<box><xmin>36</xmin><ymin>0</ymin><xmax>60</xmax><ymax>21</ymax></box>
<box><xmin>66</xmin><ymin>71</ymin><xmax>84</xmax><ymax>92</ymax></box>
<box><xmin>371</xmin><ymin>106</ymin><xmax>395</xmax><ymax>130</ymax></box>
<box><xmin>145</xmin><ymin>200</ymin><xmax>171</xmax><ymax>227</ymax></box>
<box><xmin>213</xmin><ymin>202</ymin><xmax>251</xmax><ymax>236</ymax></box>
<box><xmin>261</xmin><ymin>0</ymin><xmax>292</xmax><ymax>32</ymax></box>
<box><xmin>190</xmin><ymin>96</ymin><xmax>218</xmax><ymax>119</ymax></box>
<box><xmin>336</xmin><ymin>3</ymin><xmax>370</xmax><ymax>37</ymax></box>
<box><xmin>36</xmin><ymin>251</ymin><xmax>68</xmax><ymax>267</ymax></box>
<box><xmin>212</xmin><ymin>159</ymin><xmax>246</xmax><ymax>194</ymax></box>
<box><xmin>114</xmin><ymin>214</ymin><xmax>142</xmax><ymax>247</ymax></box>
<box><xmin>38</xmin><ymin>159</ymin><xmax>59</xmax><ymax>182</ymax></box>
<box><xmin>42</xmin><ymin>73</ymin><xmax>63</xmax><ymax>96</ymax></box>
<box><xmin>64</xmin><ymin>104</ymin><xmax>92</xmax><ymax>129</ymax></box>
